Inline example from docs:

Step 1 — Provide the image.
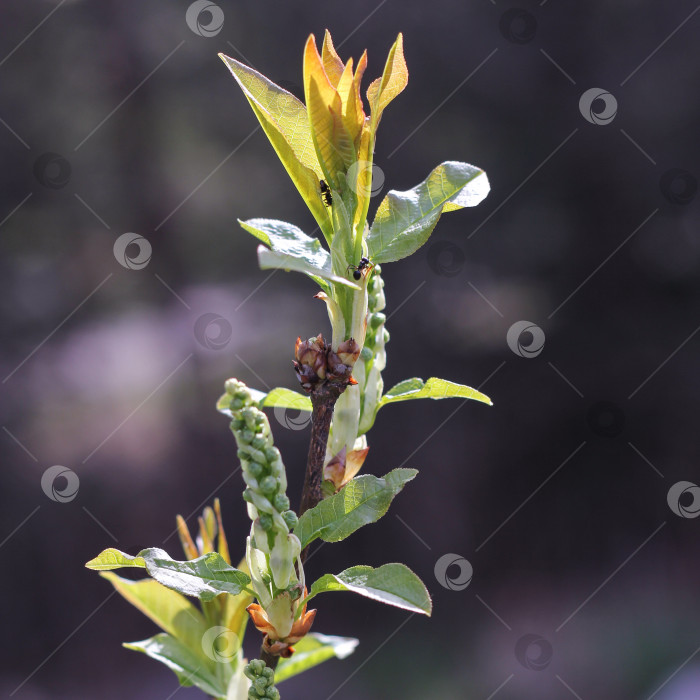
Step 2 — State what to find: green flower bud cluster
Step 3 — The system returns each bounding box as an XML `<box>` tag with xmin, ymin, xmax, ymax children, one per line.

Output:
<box><xmin>244</xmin><ymin>659</ymin><xmax>279</xmax><ymax>700</ymax></box>
<box><xmin>222</xmin><ymin>378</ymin><xmax>301</xmax><ymax>588</ymax></box>
<box><xmin>324</xmin><ymin>265</ymin><xmax>388</xmax><ymax>468</ymax></box>
<box><xmin>357</xmin><ymin>265</ymin><xmax>388</xmax><ymax>435</ymax></box>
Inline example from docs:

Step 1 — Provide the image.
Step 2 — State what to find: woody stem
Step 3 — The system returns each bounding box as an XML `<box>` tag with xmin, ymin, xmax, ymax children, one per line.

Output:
<box><xmin>299</xmin><ymin>381</ymin><xmax>344</xmax><ymax>524</ymax></box>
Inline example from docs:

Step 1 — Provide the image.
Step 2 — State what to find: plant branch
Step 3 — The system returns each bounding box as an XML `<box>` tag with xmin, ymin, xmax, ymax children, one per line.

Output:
<box><xmin>299</xmin><ymin>381</ymin><xmax>344</xmax><ymax>520</ymax></box>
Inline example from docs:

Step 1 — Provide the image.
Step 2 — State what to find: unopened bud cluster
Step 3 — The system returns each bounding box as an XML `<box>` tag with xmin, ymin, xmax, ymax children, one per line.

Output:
<box><xmin>244</xmin><ymin>660</ymin><xmax>279</xmax><ymax>700</ymax></box>
<box><xmin>221</xmin><ymin>378</ymin><xmax>300</xmax><ymax>588</ymax></box>
<box><xmin>294</xmin><ymin>334</ymin><xmax>360</xmax><ymax>392</ymax></box>
<box><xmin>357</xmin><ymin>264</ymin><xmax>389</xmax><ymax>434</ymax></box>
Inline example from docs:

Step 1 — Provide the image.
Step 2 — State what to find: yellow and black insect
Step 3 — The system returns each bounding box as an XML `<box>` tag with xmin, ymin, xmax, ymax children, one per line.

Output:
<box><xmin>319</xmin><ymin>179</ymin><xmax>333</xmax><ymax>207</ymax></box>
<box><xmin>347</xmin><ymin>256</ymin><xmax>374</xmax><ymax>281</ymax></box>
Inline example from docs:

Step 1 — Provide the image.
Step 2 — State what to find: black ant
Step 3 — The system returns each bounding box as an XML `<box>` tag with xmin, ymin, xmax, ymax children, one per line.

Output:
<box><xmin>347</xmin><ymin>256</ymin><xmax>374</xmax><ymax>281</ymax></box>
<box><xmin>319</xmin><ymin>179</ymin><xmax>333</xmax><ymax>207</ymax></box>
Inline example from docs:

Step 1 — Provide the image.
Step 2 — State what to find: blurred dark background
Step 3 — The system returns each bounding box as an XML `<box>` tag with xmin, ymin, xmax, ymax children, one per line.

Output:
<box><xmin>2</xmin><ymin>1</ymin><xmax>700</xmax><ymax>698</ymax></box>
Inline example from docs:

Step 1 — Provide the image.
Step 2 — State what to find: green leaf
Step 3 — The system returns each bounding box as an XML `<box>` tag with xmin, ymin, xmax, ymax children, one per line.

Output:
<box><xmin>261</xmin><ymin>387</ymin><xmax>312</xmax><ymax>413</ymax></box>
<box><xmin>85</xmin><ymin>548</ymin><xmax>146</xmax><ymax>570</ymax></box>
<box><xmin>379</xmin><ymin>377</ymin><xmax>492</xmax><ymax>408</ymax></box>
<box><xmin>218</xmin><ymin>54</ymin><xmax>333</xmax><ymax>243</ymax></box>
<box><xmin>241</xmin><ymin>218</ymin><xmax>359</xmax><ymax>289</ymax></box>
<box><xmin>124</xmin><ymin>633</ymin><xmax>226</xmax><ymax>698</ymax></box>
<box><xmin>294</xmin><ymin>469</ymin><xmax>417</xmax><ymax>549</ymax></box>
<box><xmin>240</xmin><ymin>218</ymin><xmax>329</xmax><ymax>269</ymax></box>
<box><xmin>305</xmin><ymin>563</ymin><xmax>432</xmax><ymax>615</ymax></box>
<box><xmin>257</xmin><ymin>246</ymin><xmax>359</xmax><ymax>289</ymax></box>
<box><xmin>367</xmin><ymin>161</ymin><xmax>490</xmax><ymax>264</ymax></box>
<box><xmin>87</xmin><ymin>548</ymin><xmax>251</xmax><ymax>602</ymax></box>
<box><xmin>100</xmin><ymin>572</ymin><xmax>209</xmax><ymax>654</ymax></box>
<box><xmin>367</xmin><ymin>33</ymin><xmax>408</xmax><ymax>130</ymax></box>
<box><xmin>218</xmin><ymin>386</ymin><xmax>312</xmax><ymax>417</ymax></box>
<box><xmin>275</xmin><ymin>632</ymin><xmax>359</xmax><ymax>683</ymax></box>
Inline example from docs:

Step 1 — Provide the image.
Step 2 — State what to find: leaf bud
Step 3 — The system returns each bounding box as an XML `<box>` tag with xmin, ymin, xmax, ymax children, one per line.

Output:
<box><xmin>260</xmin><ymin>476</ymin><xmax>278</xmax><ymax>496</ymax></box>
<box><xmin>258</xmin><ymin>513</ymin><xmax>274</xmax><ymax>531</ymax></box>
<box><xmin>282</xmin><ymin>510</ymin><xmax>298</xmax><ymax>529</ymax></box>
<box><xmin>273</xmin><ymin>494</ymin><xmax>290</xmax><ymax>512</ymax></box>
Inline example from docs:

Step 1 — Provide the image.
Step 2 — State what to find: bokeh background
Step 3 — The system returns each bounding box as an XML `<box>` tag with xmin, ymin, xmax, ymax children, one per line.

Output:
<box><xmin>2</xmin><ymin>1</ymin><xmax>700</xmax><ymax>698</ymax></box>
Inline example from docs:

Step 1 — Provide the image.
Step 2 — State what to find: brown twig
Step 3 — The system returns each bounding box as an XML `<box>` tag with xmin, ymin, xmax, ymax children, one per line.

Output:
<box><xmin>299</xmin><ymin>381</ymin><xmax>344</xmax><ymax>518</ymax></box>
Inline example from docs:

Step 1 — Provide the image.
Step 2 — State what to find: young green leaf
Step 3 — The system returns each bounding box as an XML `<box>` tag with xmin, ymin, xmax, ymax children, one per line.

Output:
<box><xmin>367</xmin><ymin>161</ymin><xmax>490</xmax><ymax>264</ymax></box>
<box><xmin>261</xmin><ymin>387</ymin><xmax>313</xmax><ymax>412</ymax></box>
<box><xmin>257</xmin><ymin>246</ymin><xmax>360</xmax><ymax>289</ymax></box>
<box><xmin>305</xmin><ymin>563</ymin><xmax>432</xmax><ymax>615</ymax></box>
<box><xmin>100</xmin><ymin>572</ymin><xmax>209</xmax><ymax>655</ymax></box>
<box><xmin>87</xmin><ymin>548</ymin><xmax>251</xmax><ymax>602</ymax></box>
<box><xmin>242</xmin><ymin>217</ymin><xmax>359</xmax><ymax>289</ymax></box>
<box><xmin>218</xmin><ymin>54</ymin><xmax>333</xmax><ymax>243</ymax></box>
<box><xmin>275</xmin><ymin>632</ymin><xmax>359</xmax><ymax>683</ymax></box>
<box><xmin>124</xmin><ymin>633</ymin><xmax>226</xmax><ymax>698</ymax></box>
<box><xmin>85</xmin><ymin>548</ymin><xmax>146</xmax><ymax>570</ymax></box>
<box><xmin>379</xmin><ymin>377</ymin><xmax>493</xmax><ymax>407</ymax></box>
<box><xmin>239</xmin><ymin>218</ymin><xmax>329</xmax><ymax>268</ymax></box>
<box><xmin>294</xmin><ymin>468</ymin><xmax>417</xmax><ymax>549</ymax></box>
<box><xmin>367</xmin><ymin>33</ymin><xmax>408</xmax><ymax>130</ymax></box>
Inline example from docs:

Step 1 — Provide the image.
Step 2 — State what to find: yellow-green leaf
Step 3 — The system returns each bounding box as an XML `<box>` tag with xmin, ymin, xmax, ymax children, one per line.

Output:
<box><xmin>100</xmin><ymin>572</ymin><xmax>209</xmax><ymax>655</ymax></box>
<box><xmin>85</xmin><ymin>548</ymin><xmax>146</xmax><ymax>570</ymax></box>
<box><xmin>380</xmin><ymin>377</ymin><xmax>493</xmax><ymax>407</ymax></box>
<box><xmin>275</xmin><ymin>632</ymin><xmax>359</xmax><ymax>683</ymax></box>
<box><xmin>367</xmin><ymin>33</ymin><xmax>408</xmax><ymax>130</ymax></box>
<box><xmin>219</xmin><ymin>54</ymin><xmax>333</xmax><ymax>243</ymax></box>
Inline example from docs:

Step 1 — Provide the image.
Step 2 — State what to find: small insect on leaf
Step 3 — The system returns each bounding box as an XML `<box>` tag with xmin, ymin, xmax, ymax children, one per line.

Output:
<box><xmin>319</xmin><ymin>179</ymin><xmax>333</xmax><ymax>207</ymax></box>
<box><xmin>346</xmin><ymin>257</ymin><xmax>374</xmax><ymax>281</ymax></box>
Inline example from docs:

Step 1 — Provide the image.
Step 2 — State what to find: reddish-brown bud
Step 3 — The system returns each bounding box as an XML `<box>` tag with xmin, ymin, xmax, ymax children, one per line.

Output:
<box><xmin>294</xmin><ymin>334</ymin><xmax>329</xmax><ymax>391</ymax></box>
